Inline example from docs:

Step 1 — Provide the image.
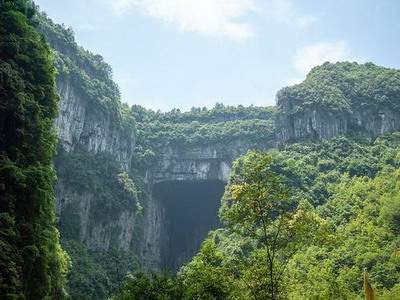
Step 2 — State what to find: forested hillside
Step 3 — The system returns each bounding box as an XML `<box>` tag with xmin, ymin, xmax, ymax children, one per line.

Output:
<box><xmin>277</xmin><ymin>62</ymin><xmax>400</xmax><ymax>141</ymax></box>
<box><xmin>0</xmin><ymin>1</ymin><xmax>69</xmax><ymax>299</ymax></box>
<box><xmin>113</xmin><ymin>134</ymin><xmax>400</xmax><ymax>299</ymax></box>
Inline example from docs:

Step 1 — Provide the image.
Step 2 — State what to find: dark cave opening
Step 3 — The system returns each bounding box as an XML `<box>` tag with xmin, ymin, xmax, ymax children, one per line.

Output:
<box><xmin>153</xmin><ymin>180</ymin><xmax>225</xmax><ymax>271</ymax></box>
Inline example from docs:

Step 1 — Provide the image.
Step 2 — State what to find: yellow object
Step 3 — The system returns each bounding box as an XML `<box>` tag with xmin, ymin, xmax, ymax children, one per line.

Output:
<box><xmin>364</xmin><ymin>270</ymin><xmax>375</xmax><ymax>300</ymax></box>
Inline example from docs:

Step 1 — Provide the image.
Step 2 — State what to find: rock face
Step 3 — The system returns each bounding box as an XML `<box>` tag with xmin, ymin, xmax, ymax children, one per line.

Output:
<box><xmin>150</xmin><ymin>139</ymin><xmax>269</xmax><ymax>183</ymax></box>
<box><xmin>39</xmin><ymin>16</ymin><xmax>138</xmax><ymax>255</ymax></box>
<box><xmin>54</xmin><ymin>74</ymin><xmax>138</xmax><ymax>252</ymax></box>
<box><xmin>56</xmin><ymin>179</ymin><xmax>138</xmax><ymax>252</ymax></box>
<box><xmin>278</xmin><ymin>106</ymin><xmax>400</xmax><ymax>142</ymax></box>
<box><xmin>276</xmin><ymin>62</ymin><xmax>400</xmax><ymax>142</ymax></box>
<box><xmin>140</xmin><ymin>139</ymin><xmax>274</xmax><ymax>270</ymax></box>
<box><xmin>56</xmin><ymin>77</ymin><xmax>135</xmax><ymax>170</ymax></box>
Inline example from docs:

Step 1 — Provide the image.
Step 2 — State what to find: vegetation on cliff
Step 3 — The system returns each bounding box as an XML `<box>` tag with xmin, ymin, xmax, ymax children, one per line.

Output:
<box><xmin>0</xmin><ymin>1</ymin><xmax>69</xmax><ymax>298</ymax></box>
<box><xmin>277</xmin><ymin>62</ymin><xmax>400</xmax><ymax>114</ymax></box>
<box><xmin>37</xmin><ymin>11</ymin><xmax>135</xmax><ymax>131</ymax></box>
<box><xmin>114</xmin><ymin>134</ymin><xmax>400</xmax><ymax>299</ymax></box>
<box><xmin>131</xmin><ymin>103</ymin><xmax>276</xmax><ymax>168</ymax></box>
<box><xmin>22</xmin><ymin>8</ymin><xmax>141</xmax><ymax>299</ymax></box>
<box><xmin>2</xmin><ymin>2</ymin><xmax>399</xmax><ymax>300</ymax></box>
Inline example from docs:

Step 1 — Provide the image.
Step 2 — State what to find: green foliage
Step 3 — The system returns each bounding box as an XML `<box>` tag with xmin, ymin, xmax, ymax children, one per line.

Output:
<box><xmin>0</xmin><ymin>1</ymin><xmax>70</xmax><ymax>298</ymax></box>
<box><xmin>218</xmin><ymin>152</ymin><xmax>328</xmax><ymax>299</ymax></box>
<box><xmin>55</xmin><ymin>149</ymin><xmax>142</xmax><ymax>219</ymax></box>
<box><xmin>288</xmin><ymin>169</ymin><xmax>400</xmax><ymax>299</ymax></box>
<box><xmin>180</xmin><ymin>136</ymin><xmax>400</xmax><ymax>300</ymax></box>
<box><xmin>62</xmin><ymin>240</ymin><xmax>138</xmax><ymax>300</ymax></box>
<box><xmin>180</xmin><ymin>238</ymin><xmax>239</xmax><ymax>300</ymax></box>
<box><xmin>112</xmin><ymin>272</ymin><xmax>183</xmax><ymax>300</ymax></box>
<box><xmin>271</xmin><ymin>134</ymin><xmax>400</xmax><ymax>205</ymax></box>
<box><xmin>277</xmin><ymin>62</ymin><xmax>400</xmax><ymax>114</ymax></box>
<box><xmin>131</xmin><ymin>103</ymin><xmax>276</xmax><ymax>167</ymax></box>
<box><xmin>36</xmin><ymin>11</ymin><xmax>135</xmax><ymax>131</ymax></box>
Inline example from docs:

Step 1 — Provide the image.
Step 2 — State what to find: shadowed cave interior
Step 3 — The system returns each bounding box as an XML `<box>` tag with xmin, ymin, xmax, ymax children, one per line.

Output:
<box><xmin>153</xmin><ymin>180</ymin><xmax>226</xmax><ymax>271</ymax></box>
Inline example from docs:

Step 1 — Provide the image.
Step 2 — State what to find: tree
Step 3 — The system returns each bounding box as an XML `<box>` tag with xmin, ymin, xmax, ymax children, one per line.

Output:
<box><xmin>112</xmin><ymin>272</ymin><xmax>183</xmax><ymax>300</ymax></box>
<box><xmin>220</xmin><ymin>151</ymin><xmax>327</xmax><ymax>300</ymax></box>
<box><xmin>180</xmin><ymin>238</ymin><xmax>238</xmax><ymax>300</ymax></box>
<box><xmin>0</xmin><ymin>1</ymin><xmax>70</xmax><ymax>298</ymax></box>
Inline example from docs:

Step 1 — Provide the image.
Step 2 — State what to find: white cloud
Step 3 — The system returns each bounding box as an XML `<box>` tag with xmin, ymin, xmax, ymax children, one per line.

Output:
<box><xmin>288</xmin><ymin>41</ymin><xmax>354</xmax><ymax>85</ymax></box>
<box><xmin>113</xmin><ymin>0</ymin><xmax>256</xmax><ymax>42</ymax></box>
<box><xmin>112</xmin><ymin>0</ymin><xmax>317</xmax><ymax>42</ymax></box>
<box><xmin>265</xmin><ymin>0</ymin><xmax>317</xmax><ymax>28</ymax></box>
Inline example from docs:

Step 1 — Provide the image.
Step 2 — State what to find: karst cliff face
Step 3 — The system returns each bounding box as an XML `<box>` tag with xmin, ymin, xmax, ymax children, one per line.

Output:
<box><xmin>56</xmin><ymin>77</ymin><xmax>135</xmax><ymax>169</ymax></box>
<box><xmin>41</xmin><ymin>16</ymin><xmax>400</xmax><ymax>277</ymax></box>
<box><xmin>277</xmin><ymin>62</ymin><xmax>400</xmax><ymax>142</ymax></box>
<box><xmin>53</xmin><ymin>75</ymin><xmax>138</xmax><ymax>254</ymax></box>
<box><xmin>277</xmin><ymin>106</ymin><xmax>400</xmax><ymax>142</ymax></box>
<box><xmin>140</xmin><ymin>139</ymin><xmax>275</xmax><ymax>270</ymax></box>
<box><xmin>39</xmin><ymin>15</ymin><xmax>139</xmax><ymax>258</ymax></box>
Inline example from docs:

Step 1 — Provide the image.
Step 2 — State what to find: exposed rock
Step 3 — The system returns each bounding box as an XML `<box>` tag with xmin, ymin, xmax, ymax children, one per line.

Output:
<box><xmin>56</xmin><ymin>76</ymin><xmax>135</xmax><ymax>170</ymax></box>
<box><xmin>277</xmin><ymin>107</ymin><xmax>400</xmax><ymax>142</ymax></box>
<box><xmin>276</xmin><ymin>62</ymin><xmax>400</xmax><ymax>142</ymax></box>
<box><xmin>56</xmin><ymin>179</ymin><xmax>138</xmax><ymax>252</ymax></box>
<box><xmin>150</xmin><ymin>139</ymin><xmax>273</xmax><ymax>183</ymax></box>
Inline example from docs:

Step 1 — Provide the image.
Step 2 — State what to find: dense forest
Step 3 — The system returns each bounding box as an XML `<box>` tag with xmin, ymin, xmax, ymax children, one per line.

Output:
<box><xmin>0</xmin><ymin>0</ymin><xmax>69</xmax><ymax>298</ymax></box>
<box><xmin>0</xmin><ymin>1</ymin><xmax>400</xmax><ymax>300</ymax></box>
<box><xmin>111</xmin><ymin>135</ymin><xmax>400</xmax><ymax>300</ymax></box>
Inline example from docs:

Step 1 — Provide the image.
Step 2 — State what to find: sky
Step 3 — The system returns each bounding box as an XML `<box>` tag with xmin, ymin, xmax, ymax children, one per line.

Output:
<box><xmin>34</xmin><ymin>0</ymin><xmax>400</xmax><ymax>111</ymax></box>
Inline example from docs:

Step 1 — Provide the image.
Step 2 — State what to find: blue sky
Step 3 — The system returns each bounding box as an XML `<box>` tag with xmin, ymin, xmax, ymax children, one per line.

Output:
<box><xmin>35</xmin><ymin>0</ymin><xmax>400</xmax><ymax>111</ymax></box>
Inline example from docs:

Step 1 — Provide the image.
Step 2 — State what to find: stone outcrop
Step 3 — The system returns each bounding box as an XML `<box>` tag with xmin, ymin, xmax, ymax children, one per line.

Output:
<box><xmin>56</xmin><ymin>77</ymin><xmax>135</xmax><ymax>170</ymax></box>
<box><xmin>150</xmin><ymin>139</ymin><xmax>271</xmax><ymax>183</ymax></box>
<box><xmin>277</xmin><ymin>106</ymin><xmax>400</xmax><ymax>142</ymax></box>
<box><xmin>276</xmin><ymin>62</ymin><xmax>400</xmax><ymax>142</ymax></box>
<box><xmin>56</xmin><ymin>179</ymin><xmax>139</xmax><ymax>252</ymax></box>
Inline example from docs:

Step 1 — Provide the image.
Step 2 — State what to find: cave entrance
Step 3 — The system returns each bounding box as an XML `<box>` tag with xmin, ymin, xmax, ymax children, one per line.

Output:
<box><xmin>153</xmin><ymin>180</ymin><xmax>225</xmax><ymax>271</ymax></box>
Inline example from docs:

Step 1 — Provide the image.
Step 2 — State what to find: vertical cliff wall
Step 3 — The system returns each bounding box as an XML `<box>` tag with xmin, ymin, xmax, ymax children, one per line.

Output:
<box><xmin>37</xmin><ymin>14</ymin><xmax>141</xmax><ymax>298</ymax></box>
<box><xmin>39</xmin><ymin>14</ymin><xmax>139</xmax><ymax>253</ymax></box>
<box><xmin>139</xmin><ymin>138</ymin><xmax>275</xmax><ymax>270</ymax></box>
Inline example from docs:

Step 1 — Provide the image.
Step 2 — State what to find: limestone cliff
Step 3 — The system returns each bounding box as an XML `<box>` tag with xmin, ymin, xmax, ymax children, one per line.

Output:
<box><xmin>39</xmin><ymin>15</ymin><xmax>136</xmax><ymax>169</ymax></box>
<box><xmin>38</xmin><ymin>14</ymin><xmax>138</xmax><ymax>261</ymax></box>
<box><xmin>277</xmin><ymin>62</ymin><xmax>400</xmax><ymax>142</ymax></box>
<box><xmin>140</xmin><ymin>138</ymin><xmax>275</xmax><ymax>270</ymax></box>
<box><xmin>56</xmin><ymin>76</ymin><xmax>135</xmax><ymax>170</ymax></box>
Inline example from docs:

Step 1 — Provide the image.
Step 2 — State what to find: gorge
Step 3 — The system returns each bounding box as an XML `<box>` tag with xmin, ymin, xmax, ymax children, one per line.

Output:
<box><xmin>1</xmin><ymin>2</ymin><xmax>400</xmax><ymax>299</ymax></box>
<box><xmin>34</xmin><ymin>12</ymin><xmax>400</xmax><ymax>298</ymax></box>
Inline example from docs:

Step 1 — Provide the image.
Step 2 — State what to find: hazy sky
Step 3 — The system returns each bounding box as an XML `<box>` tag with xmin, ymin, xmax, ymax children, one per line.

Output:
<box><xmin>35</xmin><ymin>0</ymin><xmax>400</xmax><ymax>111</ymax></box>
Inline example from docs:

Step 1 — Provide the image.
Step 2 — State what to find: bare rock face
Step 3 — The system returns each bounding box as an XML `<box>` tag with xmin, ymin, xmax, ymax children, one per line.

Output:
<box><xmin>56</xmin><ymin>77</ymin><xmax>135</xmax><ymax>170</ymax></box>
<box><xmin>139</xmin><ymin>138</ymin><xmax>275</xmax><ymax>270</ymax></box>
<box><xmin>277</xmin><ymin>107</ymin><xmax>400</xmax><ymax>142</ymax></box>
<box><xmin>151</xmin><ymin>139</ymin><xmax>267</xmax><ymax>183</ymax></box>
<box><xmin>56</xmin><ymin>179</ymin><xmax>138</xmax><ymax>252</ymax></box>
<box><xmin>40</xmin><ymin>15</ymin><xmax>138</xmax><ymax>255</ymax></box>
<box><xmin>54</xmin><ymin>74</ymin><xmax>138</xmax><ymax>253</ymax></box>
<box><xmin>276</xmin><ymin>62</ymin><xmax>400</xmax><ymax>142</ymax></box>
